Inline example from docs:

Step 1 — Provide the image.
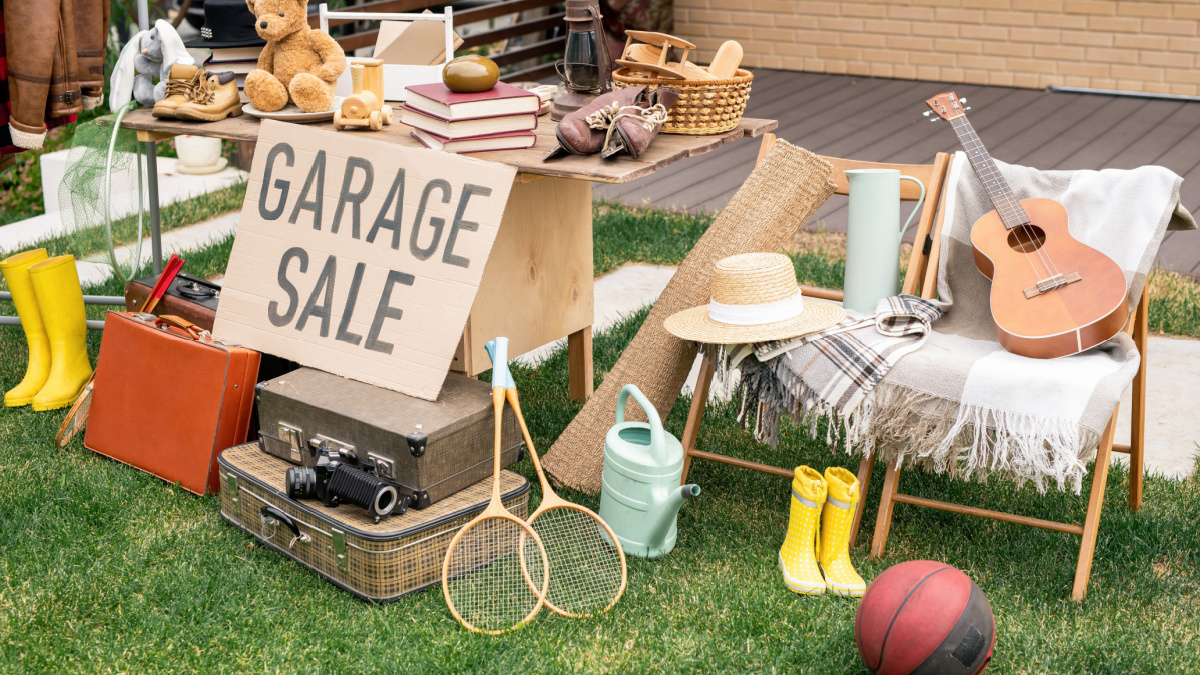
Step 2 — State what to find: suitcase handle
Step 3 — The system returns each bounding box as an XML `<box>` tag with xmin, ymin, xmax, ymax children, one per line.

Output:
<box><xmin>260</xmin><ymin>506</ymin><xmax>301</xmax><ymax>539</ymax></box>
<box><xmin>154</xmin><ymin>315</ymin><xmax>211</xmax><ymax>341</ymax></box>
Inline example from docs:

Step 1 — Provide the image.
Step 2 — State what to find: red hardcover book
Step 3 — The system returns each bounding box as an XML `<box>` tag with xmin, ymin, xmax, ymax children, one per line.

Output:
<box><xmin>400</xmin><ymin>105</ymin><xmax>538</xmax><ymax>140</ymax></box>
<box><xmin>404</xmin><ymin>81</ymin><xmax>540</xmax><ymax>121</ymax></box>
<box><xmin>411</xmin><ymin>128</ymin><xmax>536</xmax><ymax>154</ymax></box>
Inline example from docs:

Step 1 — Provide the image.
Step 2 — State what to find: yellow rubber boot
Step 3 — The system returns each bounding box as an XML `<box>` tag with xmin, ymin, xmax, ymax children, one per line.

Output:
<box><xmin>779</xmin><ymin>466</ymin><xmax>827</xmax><ymax>595</ymax></box>
<box><xmin>1</xmin><ymin>249</ymin><xmax>52</xmax><ymax>406</ymax></box>
<box><xmin>819</xmin><ymin>467</ymin><xmax>866</xmax><ymax>597</ymax></box>
<box><xmin>28</xmin><ymin>255</ymin><xmax>93</xmax><ymax>411</ymax></box>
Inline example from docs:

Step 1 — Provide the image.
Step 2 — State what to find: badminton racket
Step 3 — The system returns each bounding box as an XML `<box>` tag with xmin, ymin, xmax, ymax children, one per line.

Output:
<box><xmin>442</xmin><ymin>337</ymin><xmax>550</xmax><ymax>634</ymax></box>
<box><xmin>485</xmin><ymin>340</ymin><xmax>627</xmax><ymax>618</ymax></box>
<box><xmin>55</xmin><ymin>254</ymin><xmax>184</xmax><ymax>447</ymax></box>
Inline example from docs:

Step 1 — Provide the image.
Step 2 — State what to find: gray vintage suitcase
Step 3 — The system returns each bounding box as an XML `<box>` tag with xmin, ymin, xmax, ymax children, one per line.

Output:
<box><xmin>255</xmin><ymin>368</ymin><xmax>524</xmax><ymax>509</ymax></box>
<box><xmin>218</xmin><ymin>442</ymin><xmax>531</xmax><ymax>601</ymax></box>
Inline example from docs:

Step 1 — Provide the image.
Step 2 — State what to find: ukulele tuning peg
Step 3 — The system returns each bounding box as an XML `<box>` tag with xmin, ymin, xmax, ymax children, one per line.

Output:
<box><xmin>959</xmin><ymin>97</ymin><xmax>967</xmax><ymax>104</ymax></box>
<box><xmin>922</xmin><ymin>111</ymin><xmax>932</xmax><ymax>117</ymax></box>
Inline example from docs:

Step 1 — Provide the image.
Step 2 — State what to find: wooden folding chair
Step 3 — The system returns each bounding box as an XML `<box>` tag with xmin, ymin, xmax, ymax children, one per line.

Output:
<box><xmin>679</xmin><ymin>152</ymin><xmax>954</xmax><ymax>485</ymax></box>
<box><xmin>862</xmin><ymin>285</ymin><xmax>1149</xmax><ymax>601</ymax></box>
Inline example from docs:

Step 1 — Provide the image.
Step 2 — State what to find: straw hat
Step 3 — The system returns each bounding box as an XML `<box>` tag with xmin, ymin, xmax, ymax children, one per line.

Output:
<box><xmin>663</xmin><ymin>252</ymin><xmax>844</xmax><ymax>343</ymax></box>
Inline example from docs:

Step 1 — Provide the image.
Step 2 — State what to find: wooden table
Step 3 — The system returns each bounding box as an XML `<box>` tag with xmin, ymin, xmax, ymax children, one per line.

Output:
<box><xmin>121</xmin><ymin>109</ymin><xmax>777</xmax><ymax>400</ymax></box>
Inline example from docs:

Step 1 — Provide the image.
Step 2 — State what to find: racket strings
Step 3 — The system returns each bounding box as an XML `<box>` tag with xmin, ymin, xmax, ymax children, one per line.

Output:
<box><xmin>529</xmin><ymin>507</ymin><xmax>625</xmax><ymax>617</ymax></box>
<box><xmin>444</xmin><ymin>516</ymin><xmax>547</xmax><ymax>634</ymax></box>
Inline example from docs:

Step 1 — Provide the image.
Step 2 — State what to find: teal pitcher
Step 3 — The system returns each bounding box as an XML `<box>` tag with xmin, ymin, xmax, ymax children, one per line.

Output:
<box><xmin>843</xmin><ymin>169</ymin><xmax>926</xmax><ymax>313</ymax></box>
<box><xmin>599</xmin><ymin>385</ymin><xmax>700</xmax><ymax>559</ymax></box>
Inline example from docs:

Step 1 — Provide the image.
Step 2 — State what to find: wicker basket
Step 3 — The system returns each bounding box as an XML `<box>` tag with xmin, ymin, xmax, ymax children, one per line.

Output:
<box><xmin>612</xmin><ymin>67</ymin><xmax>753</xmax><ymax>135</ymax></box>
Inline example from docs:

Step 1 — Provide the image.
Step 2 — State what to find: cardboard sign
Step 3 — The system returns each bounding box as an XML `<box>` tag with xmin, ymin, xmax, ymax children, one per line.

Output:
<box><xmin>213</xmin><ymin>120</ymin><xmax>516</xmax><ymax>400</ymax></box>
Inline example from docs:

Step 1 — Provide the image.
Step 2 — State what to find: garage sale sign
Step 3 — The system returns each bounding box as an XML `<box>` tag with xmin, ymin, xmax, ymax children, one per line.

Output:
<box><xmin>213</xmin><ymin>120</ymin><xmax>517</xmax><ymax>400</ymax></box>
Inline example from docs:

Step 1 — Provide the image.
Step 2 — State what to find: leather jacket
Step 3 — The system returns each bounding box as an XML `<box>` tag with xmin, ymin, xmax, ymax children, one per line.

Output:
<box><xmin>5</xmin><ymin>0</ymin><xmax>107</xmax><ymax>150</ymax></box>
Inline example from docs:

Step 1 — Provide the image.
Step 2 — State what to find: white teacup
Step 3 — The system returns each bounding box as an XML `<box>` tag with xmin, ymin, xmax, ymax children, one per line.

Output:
<box><xmin>175</xmin><ymin>135</ymin><xmax>222</xmax><ymax>170</ymax></box>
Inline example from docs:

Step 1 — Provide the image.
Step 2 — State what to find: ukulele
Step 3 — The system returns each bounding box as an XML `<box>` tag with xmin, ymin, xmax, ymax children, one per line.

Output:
<box><xmin>925</xmin><ymin>92</ymin><xmax>1128</xmax><ymax>359</ymax></box>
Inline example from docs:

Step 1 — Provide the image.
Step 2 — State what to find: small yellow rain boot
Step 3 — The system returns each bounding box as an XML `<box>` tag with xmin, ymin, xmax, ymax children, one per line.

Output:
<box><xmin>0</xmin><ymin>249</ymin><xmax>52</xmax><ymax>406</ymax></box>
<box><xmin>779</xmin><ymin>465</ymin><xmax>827</xmax><ymax>595</ymax></box>
<box><xmin>28</xmin><ymin>255</ymin><xmax>93</xmax><ymax>411</ymax></box>
<box><xmin>819</xmin><ymin>467</ymin><xmax>867</xmax><ymax>597</ymax></box>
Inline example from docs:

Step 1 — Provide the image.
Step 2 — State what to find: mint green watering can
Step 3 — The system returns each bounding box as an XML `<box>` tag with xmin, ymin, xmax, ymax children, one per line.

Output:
<box><xmin>599</xmin><ymin>384</ymin><xmax>700</xmax><ymax>559</ymax></box>
<box><xmin>843</xmin><ymin>169</ymin><xmax>926</xmax><ymax>313</ymax></box>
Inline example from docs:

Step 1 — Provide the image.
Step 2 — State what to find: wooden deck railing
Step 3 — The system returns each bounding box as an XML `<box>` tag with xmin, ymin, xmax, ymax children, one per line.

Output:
<box><xmin>308</xmin><ymin>0</ymin><xmax>563</xmax><ymax>82</ymax></box>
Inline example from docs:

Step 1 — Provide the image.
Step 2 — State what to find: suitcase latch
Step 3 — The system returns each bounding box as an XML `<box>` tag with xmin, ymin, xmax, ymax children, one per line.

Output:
<box><xmin>368</xmin><ymin>453</ymin><xmax>395</xmax><ymax>480</ymax></box>
<box><xmin>332</xmin><ymin>528</ymin><xmax>348</xmax><ymax>572</ymax></box>
<box><xmin>278</xmin><ymin>423</ymin><xmax>303</xmax><ymax>463</ymax></box>
<box><xmin>225</xmin><ymin>474</ymin><xmax>238</xmax><ymax>504</ymax></box>
<box><xmin>406</xmin><ymin>431</ymin><xmax>428</xmax><ymax>458</ymax></box>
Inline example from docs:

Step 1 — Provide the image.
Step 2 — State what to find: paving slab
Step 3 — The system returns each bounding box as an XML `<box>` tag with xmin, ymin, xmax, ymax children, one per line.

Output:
<box><xmin>0</xmin><ymin>156</ymin><xmax>245</xmax><ymax>254</ymax></box>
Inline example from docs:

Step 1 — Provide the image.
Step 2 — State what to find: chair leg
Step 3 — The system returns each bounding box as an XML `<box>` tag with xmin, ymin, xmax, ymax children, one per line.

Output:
<box><xmin>680</xmin><ymin>356</ymin><xmax>714</xmax><ymax>485</ymax></box>
<box><xmin>870</xmin><ymin>462</ymin><xmax>902</xmax><ymax>558</ymax></box>
<box><xmin>1072</xmin><ymin>408</ymin><xmax>1120</xmax><ymax>602</ymax></box>
<box><xmin>1129</xmin><ymin>292</ymin><xmax>1148</xmax><ymax>512</ymax></box>
<box><xmin>850</xmin><ymin>454</ymin><xmax>874</xmax><ymax>546</ymax></box>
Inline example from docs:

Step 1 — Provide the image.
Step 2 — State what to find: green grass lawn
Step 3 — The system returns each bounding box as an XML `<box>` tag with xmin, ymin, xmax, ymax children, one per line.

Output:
<box><xmin>1</xmin><ymin>200</ymin><xmax>1199</xmax><ymax>673</ymax></box>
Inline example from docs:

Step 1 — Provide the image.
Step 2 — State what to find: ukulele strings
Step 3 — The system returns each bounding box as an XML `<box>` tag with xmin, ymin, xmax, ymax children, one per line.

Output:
<box><xmin>952</xmin><ymin>114</ymin><xmax>1064</xmax><ymax>283</ymax></box>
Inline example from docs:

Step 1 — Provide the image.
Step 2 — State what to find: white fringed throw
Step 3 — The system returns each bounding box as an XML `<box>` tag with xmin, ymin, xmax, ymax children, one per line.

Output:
<box><xmin>729</xmin><ymin>152</ymin><xmax>1195</xmax><ymax>492</ymax></box>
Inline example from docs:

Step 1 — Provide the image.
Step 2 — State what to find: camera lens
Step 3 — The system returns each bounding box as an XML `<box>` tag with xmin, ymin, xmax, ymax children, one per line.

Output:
<box><xmin>285</xmin><ymin>466</ymin><xmax>317</xmax><ymax>500</ymax></box>
<box><xmin>373</xmin><ymin>485</ymin><xmax>398</xmax><ymax>517</ymax></box>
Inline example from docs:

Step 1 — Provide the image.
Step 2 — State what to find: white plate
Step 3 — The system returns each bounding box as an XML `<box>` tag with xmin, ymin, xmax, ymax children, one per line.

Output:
<box><xmin>242</xmin><ymin>97</ymin><xmax>344</xmax><ymax>123</ymax></box>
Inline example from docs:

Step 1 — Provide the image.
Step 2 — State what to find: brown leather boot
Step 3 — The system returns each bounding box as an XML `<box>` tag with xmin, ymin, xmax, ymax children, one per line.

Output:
<box><xmin>544</xmin><ymin>86</ymin><xmax>648</xmax><ymax>160</ymax></box>
<box><xmin>603</xmin><ymin>87</ymin><xmax>679</xmax><ymax>159</ymax></box>
<box><xmin>152</xmin><ymin>64</ymin><xmax>203</xmax><ymax>119</ymax></box>
<box><xmin>175</xmin><ymin>71</ymin><xmax>243</xmax><ymax>122</ymax></box>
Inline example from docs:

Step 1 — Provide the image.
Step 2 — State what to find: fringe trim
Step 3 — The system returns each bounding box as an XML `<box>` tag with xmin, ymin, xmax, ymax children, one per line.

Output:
<box><xmin>8</xmin><ymin>124</ymin><xmax>45</xmax><ymax>151</ymax></box>
<box><xmin>710</xmin><ymin>345</ymin><xmax>1100</xmax><ymax>494</ymax></box>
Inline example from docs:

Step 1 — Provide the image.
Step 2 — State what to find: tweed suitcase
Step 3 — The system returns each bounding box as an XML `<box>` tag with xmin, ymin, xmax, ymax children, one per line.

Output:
<box><xmin>218</xmin><ymin>442</ymin><xmax>530</xmax><ymax>601</ymax></box>
<box><xmin>255</xmin><ymin>368</ymin><xmax>524</xmax><ymax>510</ymax></box>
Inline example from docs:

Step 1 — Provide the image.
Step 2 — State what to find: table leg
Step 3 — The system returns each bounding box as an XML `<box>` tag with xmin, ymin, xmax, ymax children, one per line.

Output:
<box><xmin>145</xmin><ymin>140</ymin><xmax>163</xmax><ymax>274</ymax></box>
<box><xmin>568</xmin><ymin>326</ymin><xmax>593</xmax><ymax>402</ymax></box>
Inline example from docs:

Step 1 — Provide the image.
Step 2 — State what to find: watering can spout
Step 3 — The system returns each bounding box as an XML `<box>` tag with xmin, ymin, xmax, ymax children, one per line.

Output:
<box><xmin>645</xmin><ymin>484</ymin><xmax>700</xmax><ymax>557</ymax></box>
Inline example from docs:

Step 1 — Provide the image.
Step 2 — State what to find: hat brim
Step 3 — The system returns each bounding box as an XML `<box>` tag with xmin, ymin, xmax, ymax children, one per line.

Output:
<box><xmin>184</xmin><ymin>37</ymin><xmax>267</xmax><ymax>49</ymax></box>
<box><xmin>663</xmin><ymin>300</ymin><xmax>845</xmax><ymax>344</ymax></box>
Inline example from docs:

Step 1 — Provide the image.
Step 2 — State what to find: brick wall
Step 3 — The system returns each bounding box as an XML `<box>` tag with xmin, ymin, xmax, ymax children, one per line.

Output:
<box><xmin>673</xmin><ymin>0</ymin><xmax>1200</xmax><ymax>96</ymax></box>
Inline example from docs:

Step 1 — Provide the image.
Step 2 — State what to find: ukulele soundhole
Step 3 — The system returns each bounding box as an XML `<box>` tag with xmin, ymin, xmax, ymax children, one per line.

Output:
<box><xmin>1007</xmin><ymin>224</ymin><xmax>1047</xmax><ymax>252</ymax></box>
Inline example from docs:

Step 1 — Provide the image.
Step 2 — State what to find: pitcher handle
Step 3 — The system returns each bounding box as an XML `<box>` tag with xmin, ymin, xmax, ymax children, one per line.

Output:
<box><xmin>898</xmin><ymin>175</ymin><xmax>926</xmax><ymax>242</ymax></box>
<box><xmin>616</xmin><ymin>384</ymin><xmax>667</xmax><ymax>463</ymax></box>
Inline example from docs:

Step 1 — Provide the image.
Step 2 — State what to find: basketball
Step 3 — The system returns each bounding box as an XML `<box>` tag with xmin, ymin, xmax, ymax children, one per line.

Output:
<box><xmin>854</xmin><ymin>560</ymin><xmax>995</xmax><ymax>675</ymax></box>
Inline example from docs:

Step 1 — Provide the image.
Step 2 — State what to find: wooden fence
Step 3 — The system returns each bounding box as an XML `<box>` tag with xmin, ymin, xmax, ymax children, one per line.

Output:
<box><xmin>308</xmin><ymin>0</ymin><xmax>564</xmax><ymax>82</ymax></box>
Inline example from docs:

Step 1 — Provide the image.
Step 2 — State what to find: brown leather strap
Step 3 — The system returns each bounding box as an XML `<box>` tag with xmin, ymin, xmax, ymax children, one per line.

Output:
<box><xmin>8</xmin><ymin>69</ymin><xmax>51</xmax><ymax>85</ymax></box>
<box><xmin>50</xmin><ymin>91</ymin><xmax>79</xmax><ymax>104</ymax></box>
<box><xmin>88</xmin><ymin>65</ymin><xmax>104</xmax><ymax>74</ymax></box>
<box><xmin>155</xmin><ymin>315</ymin><xmax>208</xmax><ymax>340</ymax></box>
<box><xmin>78</xmin><ymin>49</ymin><xmax>104</xmax><ymax>57</ymax></box>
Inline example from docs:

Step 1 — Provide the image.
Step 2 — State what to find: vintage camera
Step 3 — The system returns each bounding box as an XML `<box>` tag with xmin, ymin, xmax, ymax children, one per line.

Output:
<box><xmin>285</xmin><ymin>445</ymin><xmax>408</xmax><ymax>523</ymax></box>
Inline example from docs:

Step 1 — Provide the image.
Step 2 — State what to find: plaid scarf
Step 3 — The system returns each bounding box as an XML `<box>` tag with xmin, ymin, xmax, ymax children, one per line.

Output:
<box><xmin>717</xmin><ymin>294</ymin><xmax>942</xmax><ymax>446</ymax></box>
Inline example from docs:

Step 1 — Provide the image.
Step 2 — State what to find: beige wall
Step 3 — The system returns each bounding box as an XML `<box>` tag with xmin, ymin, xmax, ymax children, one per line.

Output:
<box><xmin>674</xmin><ymin>0</ymin><xmax>1200</xmax><ymax>96</ymax></box>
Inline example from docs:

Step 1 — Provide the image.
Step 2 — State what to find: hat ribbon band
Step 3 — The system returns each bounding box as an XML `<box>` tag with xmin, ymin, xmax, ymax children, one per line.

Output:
<box><xmin>708</xmin><ymin>291</ymin><xmax>804</xmax><ymax>326</ymax></box>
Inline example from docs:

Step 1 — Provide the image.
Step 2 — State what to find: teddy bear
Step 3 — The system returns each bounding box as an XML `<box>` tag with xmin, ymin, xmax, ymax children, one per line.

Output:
<box><xmin>244</xmin><ymin>0</ymin><xmax>347</xmax><ymax>113</ymax></box>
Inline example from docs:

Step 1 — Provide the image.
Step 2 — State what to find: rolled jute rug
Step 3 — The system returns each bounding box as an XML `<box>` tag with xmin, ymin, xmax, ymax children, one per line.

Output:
<box><xmin>541</xmin><ymin>139</ymin><xmax>837</xmax><ymax>493</ymax></box>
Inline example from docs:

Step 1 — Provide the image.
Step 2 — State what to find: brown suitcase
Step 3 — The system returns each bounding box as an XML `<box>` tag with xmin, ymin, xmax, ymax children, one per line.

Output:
<box><xmin>218</xmin><ymin>442</ymin><xmax>531</xmax><ymax>601</ymax></box>
<box><xmin>125</xmin><ymin>271</ymin><xmax>298</xmax><ymax>444</ymax></box>
<box><xmin>124</xmin><ymin>271</ymin><xmax>220</xmax><ymax>331</ymax></box>
<box><xmin>255</xmin><ymin>368</ymin><xmax>524</xmax><ymax>510</ymax></box>
<box><xmin>84</xmin><ymin>312</ymin><xmax>261</xmax><ymax>495</ymax></box>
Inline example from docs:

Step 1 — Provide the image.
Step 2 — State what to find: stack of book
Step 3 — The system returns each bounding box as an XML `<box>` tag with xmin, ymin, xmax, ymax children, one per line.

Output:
<box><xmin>403</xmin><ymin>81</ymin><xmax>540</xmax><ymax>154</ymax></box>
<box><xmin>203</xmin><ymin>45</ymin><xmax>263</xmax><ymax>90</ymax></box>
